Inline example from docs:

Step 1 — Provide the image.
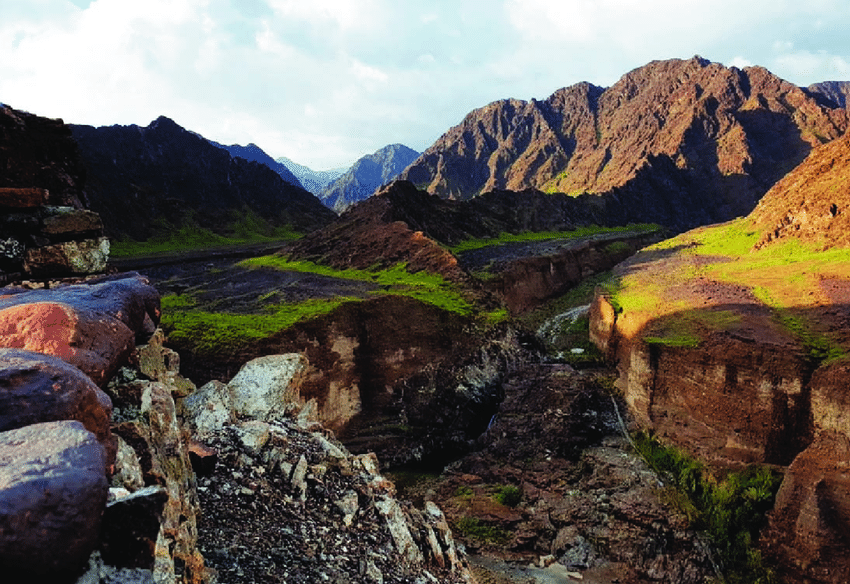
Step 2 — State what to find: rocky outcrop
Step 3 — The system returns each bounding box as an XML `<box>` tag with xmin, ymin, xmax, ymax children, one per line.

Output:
<box><xmin>401</xmin><ymin>57</ymin><xmax>847</xmax><ymax>232</ymax></box>
<box><xmin>0</xmin><ymin>276</ymin><xmax>208</xmax><ymax>583</ymax></box>
<box><xmin>319</xmin><ymin>143</ymin><xmax>420</xmax><ymax>213</ymax></box>
<box><xmin>180</xmin><ymin>355</ymin><xmax>475</xmax><ymax>583</ymax></box>
<box><xmin>70</xmin><ymin>116</ymin><xmax>336</xmax><ymax>241</ymax></box>
<box><xmin>1</xmin><ymin>106</ymin><xmax>109</xmax><ymax>282</ymax></box>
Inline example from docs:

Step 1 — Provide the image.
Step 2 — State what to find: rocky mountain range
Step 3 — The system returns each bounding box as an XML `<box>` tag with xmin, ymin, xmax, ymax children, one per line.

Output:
<box><xmin>70</xmin><ymin>117</ymin><xmax>335</xmax><ymax>241</ymax></box>
<box><xmin>401</xmin><ymin>56</ymin><xmax>848</xmax><ymax>231</ymax></box>
<box><xmin>211</xmin><ymin>141</ymin><xmax>304</xmax><ymax>189</ymax></box>
<box><xmin>277</xmin><ymin>156</ymin><xmax>346</xmax><ymax>194</ymax></box>
<box><xmin>318</xmin><ymin>143</ymin><xmax>420</xmax><ymax>213</ymax></box>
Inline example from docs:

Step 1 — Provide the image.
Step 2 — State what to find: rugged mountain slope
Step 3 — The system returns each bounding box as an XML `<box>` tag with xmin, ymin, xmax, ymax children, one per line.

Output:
<box><xmin>590</xmin><ymin>129</ymin><xmax>850</xmax><ymax>584</ymax></box>
<box><xmin>212</xmin><ymin>141</ymin><xmax>304</xmax><ymax>189</ymax></box>
<box><xmin>71</xmin><ymin>117</ymin><xmax>335</xmax><ymax>241</ymax></box>
<box><xmin>277</xmin><ymin>156</ymin><xmax>346</xmax><ymax>194</ymax></box>
<box><xmin>319</xmin><ymin>144</ymin><xmax>420</xmax><ymax>213</ymax></box>
<box><xmin>401</xmin><ymin>57</ymin><xmax>847</xmax><ymax>230</ymax></box>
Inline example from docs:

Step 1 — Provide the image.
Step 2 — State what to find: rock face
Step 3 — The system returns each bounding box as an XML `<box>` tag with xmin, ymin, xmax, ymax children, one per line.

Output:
<box><xmin>0</xmin><ymin>421</ymin><xmax>108</xmax><ymax>580</ymax></box>
<box><xmin>184</xmin><ymin>296</ymin><xmax>531</xmax><ymax>468</ymax></box>
<box><xmin>70</xmin><ymin>116</ymin><xmax>336</xmax><ymax>241</ymax></box>
<box><xmin>319</xmin><ymin>143</ymin><xmax>420</xmax><ymax>213</ymax></box>
<box><xmin>589</xmin><ymin>127</ymin><xmax>850</xmax><ymax>582</ymax></box>
<box><xmin>0</xmin><ymin>106</ymin><xmax>109</xmax><ymax>282</ymax></box>
<box><xmin>401</xmin><ymin>57</ymin><xmax>847</xmax><ymax>231</ymax></box>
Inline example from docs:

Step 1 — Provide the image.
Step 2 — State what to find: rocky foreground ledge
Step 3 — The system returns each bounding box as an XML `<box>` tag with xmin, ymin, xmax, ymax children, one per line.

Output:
<box><xmin>0</xmin><ymin>274</ymin><xmax>474</xmax><ymax>583</ymax></box>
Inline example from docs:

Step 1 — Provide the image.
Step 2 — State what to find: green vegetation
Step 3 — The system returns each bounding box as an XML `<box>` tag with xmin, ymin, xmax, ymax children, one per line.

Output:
<box><xmin>601</xmin><ymin>216</ymin><xmax>850</xmax><ymax>361</ymax></box>
<box><xmin>632</xmin><ymin>431</ymin><xmax>781</xmax><ymax>584</ymax></box>
<box><xmin>453</xmin><ymin>516</ymin><xmax>512</xmax><ymax>546</ymax></box>
<box><xmin>160</xmin><ymin>293</ymin><xmax>352</xmax><ymax>359</ymax></box>
<box><xmin>110</xmin><ymin>209</ymin><xmax>302</xmax><ymax>258</ymax></box>
<box><xmin>239</xmin><ymin>256</ymin><xmax>475</xmax><ymax>316</ymax></box>
<box><xmin>491</xmin><ymin>484</ymin><xmax>522</xmax><ymax>507</ymax></box>
<box><xmin>449</xmin><ymin>224</ymin><xmax>659</xmax><ymax>254</ymax></box>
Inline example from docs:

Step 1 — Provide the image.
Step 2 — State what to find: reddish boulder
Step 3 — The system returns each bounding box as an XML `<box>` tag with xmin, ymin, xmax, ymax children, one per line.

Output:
<box><xmin>0</xmin><ymin>348</ymin><xmax>115</xmax><ymax>467</ymax></box>
<box><xmin>0</xmin><ymin>420</ymin><xmax>108</xmax><ymax>579</ymax></box>
<box><xmin>0</xmin><ymin>187</ymin><xmax>48</xmax><ymax>209</ymax></box>
<box><xmin>0</xmin><ymin>301</ymin><xmax>135</xmax><ymax>386</ymax></box>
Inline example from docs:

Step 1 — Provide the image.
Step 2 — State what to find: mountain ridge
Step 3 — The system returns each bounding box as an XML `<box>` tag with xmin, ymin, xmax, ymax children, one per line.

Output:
<box><xmin>70</xmin><ymin>116</ymin><xmax>335</xmax><ymax>241</ymax></box>
<box><xmin>318</xmin><ymin>143</ymin><xmax>420</xmax><ymax>213</ymax></box>
<box><xmin>400</xmin><ymin>56</ymin><xmax>848</xmax><ymax>231</ymax></box>
<box><xmin>211</xmin><ymin>141</ymin><xmax>304</xmax><ymax>189</ymax></box>
<box><xmin>277</xmin><ymin>156</ymin><xmax>346</xmax><ymax>194</ymax></box>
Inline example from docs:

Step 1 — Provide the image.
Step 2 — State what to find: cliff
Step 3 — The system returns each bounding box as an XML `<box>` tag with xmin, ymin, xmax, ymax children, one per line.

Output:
<box><xmin>589</xmin><ymin>130</ymin><xmax>850</xmax><ymax>583</ymax></box>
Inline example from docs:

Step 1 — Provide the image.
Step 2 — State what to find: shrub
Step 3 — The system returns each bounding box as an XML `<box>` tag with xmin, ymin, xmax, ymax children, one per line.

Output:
<box><xmin>492</xmin><ymin>484</ymin><xmax>522</xmax><ymax>507</ymax></box>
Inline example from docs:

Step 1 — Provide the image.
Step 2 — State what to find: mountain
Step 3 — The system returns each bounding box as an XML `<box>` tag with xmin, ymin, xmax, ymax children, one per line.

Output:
<box><xmin>211</xmin><ymin>142</ymin><xmax>304</xmax><ymax>189</ymax></box>
<box><xmin>318</xmin><ymin>144</ymin><xmax>420</xmax><ymax>213</ymax></box>
<box><xmin>70</xmin><ymin>117</ymin><xmax>335</xmax><ymax>241</ymax></box>
<box><xmin>808</xmin><ymin>80</ymin><xmax>850</xmax><ymax>109</ymax></box>
<box><xmin>400</xmin><ymin>56</ymin><xmax>847</xmax><ymax>230</ymax></box>
<box><xmin>277</xmin><ymin>157</ymin><xmax>346</xmax><ymax>194</ymax></box>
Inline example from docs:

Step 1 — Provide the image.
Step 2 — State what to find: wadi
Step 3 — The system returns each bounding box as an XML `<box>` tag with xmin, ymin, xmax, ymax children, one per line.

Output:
<box><xmin>1</xmin><ymin>56</ymin><xmax>849</xmax><ymax>584</ymax></box>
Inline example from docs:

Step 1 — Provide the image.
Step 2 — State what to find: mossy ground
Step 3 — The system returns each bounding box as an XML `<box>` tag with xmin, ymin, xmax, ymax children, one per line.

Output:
<box><xmin>603</xmin><ymin>217</ymin><xmax>850</xmax><ymax>360</ymax></box>
<box><xmin>449</xmin><ymin>223</ymin><xmax>659</xmax><ymax>254</ymax></box>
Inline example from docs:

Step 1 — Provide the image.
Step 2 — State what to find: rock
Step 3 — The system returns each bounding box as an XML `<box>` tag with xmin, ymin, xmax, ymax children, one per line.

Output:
<box><xmin>226</xmin><ymin>354</ymin><xmax>306</xmax><ymax>421</ymax></box>
<box><xmin>40</xmin><ymin>206</ymin><xmax>104</xmax><ymax>236</ymax></box>
<box><xmin>111</xmin><ymin>435</ymin><xmax>145</xmax><ymax>491</ymax></box>
<box><xmin>375</xmin><ymin>497</ymin><xmax>425</xmax><ymax>567</ymax></box>
<box><xmin>0</xmin><ymin>301</ymin><xmax>136</xmax><ymax>386</ymax></box>
<box><xmin>180</xmin><ymin>380</ymin><xmax>232</xmax><ymax>438</ymax></box>
<box><xmin>0</xmin><ymin>420</ymin><xmax>108</xmax><ymax>579</ymax></box>
<box><xmin>23</xmin><ymin>237</ymin><xmax>110</xmax><ymax>276</ymax></box>
<box><xmin>0</xmin><ymin>273</ymin><xmax>161</xmax><ymax>343</ymax></box>
<box><xmin>0</xmin><ymin>348</ymin><xmax>115</xmax><ymax>467</ymax></box>
<box><xmin>100</xmin><ymin>486</ymin><xmax>169</xmax><ymax>570</ymax></box>
<box><xmin>187</xmin><ymin>440</ymin><xmax>217</xmax><ymax>477</ymax></box>
<box><xmin>0</xmin><ymin>187</ymin><xmax>49</xmax><ymax>208</ymax></box>
<box><xmin>235</xmin><ymin>420</ymin><xmax>270</xmax><ymax>456</ymax></box>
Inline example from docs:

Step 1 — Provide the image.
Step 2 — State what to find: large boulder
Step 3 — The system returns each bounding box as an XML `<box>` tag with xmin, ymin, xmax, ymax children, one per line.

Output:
<box><xmin>0</xmin><ymin>420</ymin><xmax>108</xmax><ymax>580</ymax></box>
<box><xmin>0</xmin><ymin>348</ymin><xmax>115</xmax><ymax>467</ymax></box>
<box><xmin>0</xmin><ymin>302</ymin><xmax>135</xmax><ymax>387</ymax></box>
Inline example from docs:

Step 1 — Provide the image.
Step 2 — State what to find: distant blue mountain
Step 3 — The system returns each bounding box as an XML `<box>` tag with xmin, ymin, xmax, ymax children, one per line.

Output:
<box><xmin>318</xmin><ymin>144</ymin><xmax>420</xmax><ymax>213</ymax></box>
<box><xmin>212</xmin><ymin>142</ymin><xmax>304</xmax><ymax>189</ymax></box>
<box><xmin>277</xmin><ymin>157</ymin><xmax>346</xmax><ymax>195</ymax></box>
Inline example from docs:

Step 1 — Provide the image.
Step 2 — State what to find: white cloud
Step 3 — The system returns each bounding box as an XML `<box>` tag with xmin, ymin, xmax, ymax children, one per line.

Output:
<box><xmin>2</xmin><ymin>0</ymin><xmax>850</xmax><ymax>169</ymax></box>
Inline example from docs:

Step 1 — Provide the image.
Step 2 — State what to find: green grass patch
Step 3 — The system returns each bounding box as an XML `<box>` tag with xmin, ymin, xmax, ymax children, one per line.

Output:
<box><xmin>159</xmin><ymin>293</ymin><xmax>352</xmax><ymax>359</ymax></box>
<box><xmin>491</xmin><ymin>484</ymin><xmax>522</xmax><ymax>507</ymax></box>
<box><xmin>239</xmin><ymin>256</ymin><xmax>475</xmax><ymax>316</ymax></box>
<box><xmin>449</xmin><ymin>224</ymin><xmax>659</xmax><ymax>254</ymax></box>
<box><xmin>632</xmin><ymin>431</ymin><xmax>781</xmax><ymax>584</ymax></box>
<box><xmin>110</xmin><ymin>209</ymin><xmax>303</xmax><ymax>258</ymax></box>
<box><xmin>453</xmin><ymin>516</ymin><xmax>512</xmax><ymax>546</ymax></box>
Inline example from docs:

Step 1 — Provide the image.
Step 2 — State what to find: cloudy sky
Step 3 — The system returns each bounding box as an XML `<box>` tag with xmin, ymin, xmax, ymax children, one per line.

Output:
<box><xmin>2</xmin><ymin>0</ymin><xmax>850</xmax><ymax>169</ymax></box>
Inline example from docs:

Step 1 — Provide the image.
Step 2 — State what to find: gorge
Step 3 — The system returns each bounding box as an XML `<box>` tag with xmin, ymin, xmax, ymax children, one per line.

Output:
<box><xmin>1</xmin><ymin>55</ymin><xmax>850</xmax><ymax>584</ymax></box>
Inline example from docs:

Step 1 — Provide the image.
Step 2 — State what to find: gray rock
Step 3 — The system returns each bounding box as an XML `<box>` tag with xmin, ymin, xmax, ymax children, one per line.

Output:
<box><xmin>226</xmin><ymin>354</ymin><xmax>305</xmax><ymax>421</ymax></box>
<box><xmin>23</xmin><ymin>236</ymin><xmax>110</xmax><ymax>275</ymax></box>
<box><xmin>180</xmin><ymin>380</ymin><xmax>231</xmax><ymax>438</ymax></box>
<box><xmin>0</xmin><ymin>420</ymin><xmax>108</xmax><ymax>578</ymax></box>
<box><xmin>100</xmin><ymin>486</ymin><xmax>169</xmax><ymax>569</ymax></box>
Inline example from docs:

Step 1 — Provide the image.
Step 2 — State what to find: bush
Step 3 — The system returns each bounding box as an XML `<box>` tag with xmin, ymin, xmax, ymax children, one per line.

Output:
<box><xmin>492</xmin><ymin>484</ymin><xmax>522</xmax><ymax>507</ymax></box>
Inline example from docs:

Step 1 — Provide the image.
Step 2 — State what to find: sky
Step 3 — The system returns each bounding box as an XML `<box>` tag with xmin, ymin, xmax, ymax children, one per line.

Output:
<box><xmin>2</xmin><ymin>1</ymin><xmax>850</xmax><ymax>170</ymax></box>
